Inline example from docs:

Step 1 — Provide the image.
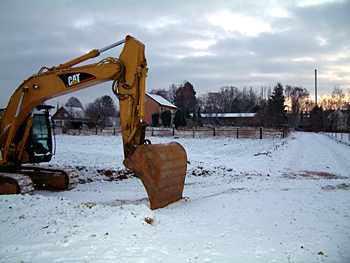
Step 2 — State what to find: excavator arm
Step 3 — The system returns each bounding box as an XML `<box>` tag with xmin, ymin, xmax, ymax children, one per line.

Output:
<box><xmin>0</xmin><ymin>36</ymin><xmax>147</xmax><ymax>162</ymax></box>
<box><xmin>0</xmin><ymin>35</ymin><xmax>187</xmax><ymax>210</ymax></box>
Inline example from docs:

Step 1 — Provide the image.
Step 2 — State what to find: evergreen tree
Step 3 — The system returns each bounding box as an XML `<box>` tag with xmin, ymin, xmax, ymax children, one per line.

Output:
<box><xmin>267</xmin><ymin>83</ymin><xmax>287</xmax><ymax>127</ymax></box>
<box><xmin>310</xmin><ymin>105</ymin><xmax>324</xmax><ymax>132</ymax></box>
<box><xmin>151</xmin><ymin>112</ymin><xmax>159</xmax><ymax>127</ymax></box>
<box><xmin>174</xmin><ymin>110</ymin><xmax>187</xmax><ymax>129</ymax></box>
<box><xmin>160</xmin><ymin>110</ymin><xmax>171</xmax><ymax>127</ymax></box>
<box><xmin>173</xmin><ymin>81</ymin><xmax>197</xmax><ymax>117</ymax></box>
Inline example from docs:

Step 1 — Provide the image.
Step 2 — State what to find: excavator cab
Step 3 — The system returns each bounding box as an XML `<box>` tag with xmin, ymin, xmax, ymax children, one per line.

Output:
<box><xmin>25</xmin><ymin>105</ymin><xmax>54</xmax><ymax>163</ymax></box>
<box><xmin>7</xmin><ymin>105</ymin><xmax>54</xmax><ymax>165</ymax></box>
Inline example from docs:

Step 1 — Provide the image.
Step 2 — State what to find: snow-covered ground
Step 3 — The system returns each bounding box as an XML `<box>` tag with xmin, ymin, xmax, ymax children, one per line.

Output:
<box><xmin>324</xmin><ymin>132</ymin><xmax>350</xmax><ymax>146</ymax></box>
<box><xmin>1</xmin><ymin>132</ymin><xmax>350</xmax><ymax>262</ymax></box>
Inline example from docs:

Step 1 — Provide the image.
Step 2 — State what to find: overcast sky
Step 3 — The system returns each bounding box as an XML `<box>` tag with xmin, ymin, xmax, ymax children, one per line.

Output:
<box><xmin>0</xmin><ymin>0</ymin><xmax>349</xmax><ymax>109</ymax></box>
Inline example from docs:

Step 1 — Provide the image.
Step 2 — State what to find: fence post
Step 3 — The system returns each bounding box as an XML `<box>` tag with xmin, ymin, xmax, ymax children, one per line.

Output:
<box><xmin>193</xmin><ymin>128</ymin><xmax>195</xmax><ymax>138</ymax></box>
<box><xmin>95</xmin><ymin>125</ymin><xmax>98</xmax><ymax>135</ymax></box>
<box><xmin>213</xmin><ymin>127</ymin><xmax>216</xmax><ymax>137</ymax></box>
<box><xmin>173</xmin><ymin>127</ymin><xmax>175</xmax><ymax>136</ymax></box>
<box><xmin>152</xmin><ymin>128</ymin><xmax>154</xmax><ymax>136</ymax></box>
<box><xmin>237</xmin><ymin>128</ymin><xmax>239</xmax><ymax>139</ymax></box>
<box><xmin>114</xmin><ymin>127</ymin><xmax>116</xmax><ymax>135</ymax></box>
<box><xmin>260</xmin><ymin>127</ymin><xmax>262</xmax><ymax>139</ymax></box>
<box><xmin>282</xmin><ymin>128</ymin><xmax>285</xmax><ymax>139</ymax></box>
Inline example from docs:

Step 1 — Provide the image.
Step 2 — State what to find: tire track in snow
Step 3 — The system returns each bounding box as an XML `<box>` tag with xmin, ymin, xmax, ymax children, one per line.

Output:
<box><xmin>281</xmin><ymin>132</ymin><xmax>350</xmax><ymax>176</ymax></box>
<box><xmin>315</xmin><ymin>134</ymin><xmax>350</xmax><ymax>173</ymax></box>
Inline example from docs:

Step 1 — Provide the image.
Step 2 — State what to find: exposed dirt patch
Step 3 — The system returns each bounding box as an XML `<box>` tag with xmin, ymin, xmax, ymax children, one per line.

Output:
<box><xmin>75</xmin><ymin>166</ymin><xmax>134</xmax><ymax>184</ymax></box>
<box><xmin>191</xmin><ymin>166</ymin><xmax>212</xmax><ymax>176</ymax></box>
<box><xmin>83</xmin><ymin>202</ymin><xmax>97</xmax><ymax>209</ymax></box>
<box><xmin>144</xmin><ymin>217</ymin><xmax>154</xmax><ymax>225</ymax></box>
<box><xmin>300</xmin><ymin>171</ymin><xmax>344</xmax><ymax>178</ymax></box>
<box><xmin>282</xmin><ymin>170</ymin><xmax>347</xmax><ymax>179</ymax></box>
<box><xmin>322</xmin><ymin>183</ymin><xmax>350</xmax><ymax>191</ymax></box>
<box><xmin>190</xmin><ymin>165</ymin><xmax>235</xmax><ymax>177</ymax></box>
<box><xmin>96</xmin><ymin>169</ymin><xmax>134</xmax><ymax>181</ymax></box>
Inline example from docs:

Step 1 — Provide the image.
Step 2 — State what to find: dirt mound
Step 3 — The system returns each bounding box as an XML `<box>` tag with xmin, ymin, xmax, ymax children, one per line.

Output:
<box><xmin>74</xmin><ymin>166</ymin><xmax>134</xmax><ymax>184</ymax></box>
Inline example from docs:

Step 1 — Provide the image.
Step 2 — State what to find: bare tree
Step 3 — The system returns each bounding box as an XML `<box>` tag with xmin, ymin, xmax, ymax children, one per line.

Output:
<box><xmin>85</xmin><ymin>95</ymin><xmax>117</xmax><ymax>129</ymax></box>
<box><xmin>201</xmin><ymin>92</ymin><xmax>220</xmax><ymax>113</ymax></box>
<box><xmin>167</xmin><ymin>83</ymin><xmax>178</xmax><ymax>103</ymax></box>
<box><xmin>332</xmin><ymin>85</ymin><xmax>346</xmax><ymax>110</ymax></box>
<box><xmin>285</xmin><ymin>85</ymin><xmax>310</xmax><ymax>128</ymax></box>
<box><xmin>218</xmin><ymin>86</ymin><xmax>236</xmax><ymax>112</ymax></box>
<box><xmin>319</xmin><ymin>85</ymin><xmax>349</xmax><ymax>111</ymax></box>
<box><xmin>148</xmin><ymin>84</ymin><xmax>180</xmax><ymax>104</ymax></box>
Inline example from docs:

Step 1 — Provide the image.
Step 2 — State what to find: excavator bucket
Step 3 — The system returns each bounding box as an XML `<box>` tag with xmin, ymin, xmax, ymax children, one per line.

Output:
<box><xmin>123</xmin><ymin>142</ymin><xmax>187</xmax><ymax>210</ymax></box>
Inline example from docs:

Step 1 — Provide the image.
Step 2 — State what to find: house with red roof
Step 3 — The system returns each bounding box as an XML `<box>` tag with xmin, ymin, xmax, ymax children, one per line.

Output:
<box><xmin>144</xmin><ymin>93</ymin><xmax>177</xmax><ymax>125</ymax></box>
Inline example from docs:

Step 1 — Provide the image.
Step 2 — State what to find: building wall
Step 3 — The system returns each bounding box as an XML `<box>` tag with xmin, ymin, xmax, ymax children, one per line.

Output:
<box><xmin>144</xmin><ymin>96</ymin><xmax>160</xmax><ymax>124</ymax></box>
<box><xmin>51</xmin><ymin>108</ymin><xmax>70</xmax><ymax>127</ymax></box>
<box><xmin>51</xmin><ymin>107</ymin><xmax>89</xmax><ymax>128</ymax></box>
<box><xmin>201</xmin><ymin>116</ymin><xmax>259</xmax><ymax>127</ymax></box>
<box><xmin>144</xmin><ymin>95</ymin><xmax>176</xmax><ymax>125</ymax></box>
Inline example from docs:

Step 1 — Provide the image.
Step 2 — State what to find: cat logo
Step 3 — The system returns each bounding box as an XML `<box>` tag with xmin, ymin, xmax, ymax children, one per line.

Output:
<box><xmin>68</xmin><ymin>73</ymin><xmax>81</xmax><ymax>86</ymax></box>
<box><xmin>58</xmin><ymin>72</ymin><xmax>96</xmax><ymax>88</ymax></box>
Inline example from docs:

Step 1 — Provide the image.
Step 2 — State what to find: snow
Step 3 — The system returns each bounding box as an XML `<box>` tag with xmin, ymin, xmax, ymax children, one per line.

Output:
<box><xmin>146</xmin><ymin>93</ymin><xmax>176</xmax><ymax>108</ymax></box>
<box><xmin>1</xmin><ymin>132</ymin><xmax>350</xmax><ymax>262</ymax></box>
<box><xmin>198</xmin><ymin>113</ymin><xmax>257</xmax><ymax>118</ymax></box>
<box><xmin>324</xmin><ymin>132</ymin><xmax>350</xmax><ymax>146</ymax></box>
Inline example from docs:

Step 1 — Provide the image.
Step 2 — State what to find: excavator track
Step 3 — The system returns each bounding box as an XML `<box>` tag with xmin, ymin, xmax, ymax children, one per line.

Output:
<box><xmin>0</xmin><ymin>173</ymin><xmax>34</xmax><ymax>195</ymax></box>
<box><xmin>0</xmin><ymin>167</ymin><xmax>79</xmax><ymax>195</ymax></box>
<box><xmin>20</xmin><ymin>166</ymin><xmax>79</xmax><ymax>191</ymax></box>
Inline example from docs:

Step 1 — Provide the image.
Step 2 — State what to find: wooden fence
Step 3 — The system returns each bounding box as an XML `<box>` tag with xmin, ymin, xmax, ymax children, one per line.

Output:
<box><xmin>146</xmin><ymin>127</ymin><xmax>288</xmax><ymax>139</ymax></box>
<box><xmin>53</xmin><ymin>126</ymin><xmax>289</xmax><ymax>139</ymax></box>
<box><xmin>53</xmin><ymin>126</ymin><xmax>122</xmax><ymax>136</ymax></box>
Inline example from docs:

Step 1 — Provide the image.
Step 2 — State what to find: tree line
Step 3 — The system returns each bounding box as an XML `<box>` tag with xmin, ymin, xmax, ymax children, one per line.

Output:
<box><xmin>61</xmin><ymin>81</ymin><xmax>349</xmax><ymax>132</ymax></box>
<box><xmin>150</xmin><ymin>81</ymin><xmax>350</xmax><ymax>131</ymax></box>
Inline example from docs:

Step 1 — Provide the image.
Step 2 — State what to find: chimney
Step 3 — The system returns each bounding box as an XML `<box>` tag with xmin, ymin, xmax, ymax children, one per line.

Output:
<box><xmin>315</xmin><ymin>69</ymin><xmax>317</xmax><ymax>106</ymax></box>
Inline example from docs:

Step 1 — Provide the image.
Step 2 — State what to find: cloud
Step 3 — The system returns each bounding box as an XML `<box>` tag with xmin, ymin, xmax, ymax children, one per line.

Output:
<box><xmin>0</xmin><ymin>0</ymin><xmax>349</xmax><ymax>109</ymax></box>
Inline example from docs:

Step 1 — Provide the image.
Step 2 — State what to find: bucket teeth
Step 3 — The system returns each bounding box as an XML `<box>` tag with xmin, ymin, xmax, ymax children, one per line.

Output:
<box><xmin>124</xmin><ymin>142</ymin><xmax>187</xmax><ymax>210</ymax></box>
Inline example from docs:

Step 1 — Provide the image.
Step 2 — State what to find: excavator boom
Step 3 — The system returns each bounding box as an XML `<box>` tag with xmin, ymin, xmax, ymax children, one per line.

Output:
<box><xmin>0</xmin><ymin>35</ymin><xmax>187</xmax><ymax>210</ymax></box>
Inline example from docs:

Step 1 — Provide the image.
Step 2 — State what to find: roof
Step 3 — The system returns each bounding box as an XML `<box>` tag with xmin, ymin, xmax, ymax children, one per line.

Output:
<box><xmin>198</xmin><ymin>113</ymin><xmax>257</xmax><ymax>118</ymax></box>
<box><xmin>146</xmin><ymin>93</ymin><xmax>176</xmax><ymax>108</ymax></box>
<box><xmin>62</xmin><ymin>106</ymin><xmax>89</xmax><ymax>119</ymax></box>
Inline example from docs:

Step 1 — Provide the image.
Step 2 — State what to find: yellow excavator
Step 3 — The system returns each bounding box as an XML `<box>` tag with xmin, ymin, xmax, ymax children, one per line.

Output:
<box><xmin>0</xmin><ymin>35</ymin><xmax>187</xmax><ymax>210</ymax></box>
